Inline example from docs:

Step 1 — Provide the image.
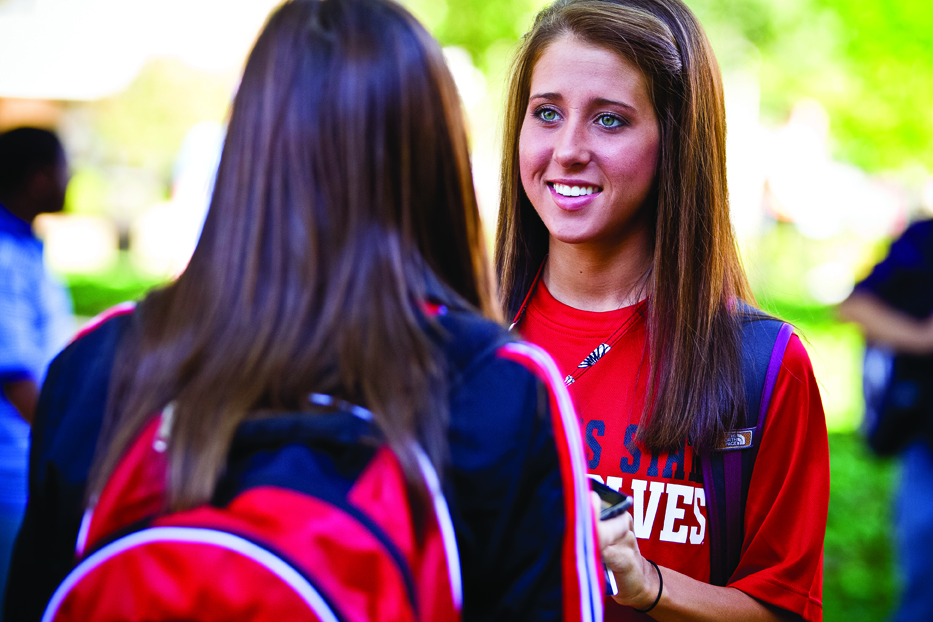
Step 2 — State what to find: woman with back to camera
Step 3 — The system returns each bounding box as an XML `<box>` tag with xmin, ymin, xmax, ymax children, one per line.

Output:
<box><xmin>5</xmin><ymin>0</ymin><xmax>604</xmax><ymax>620</ymax></box>
<box><xmin>496</xmin><ymin>0</ymin><xmax>829</xmax><ymax>620</ymax></box>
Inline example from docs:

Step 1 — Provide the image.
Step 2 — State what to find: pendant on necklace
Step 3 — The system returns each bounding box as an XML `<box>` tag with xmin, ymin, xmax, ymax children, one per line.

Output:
<box><xmin>566</xmin><ymin>342</ymin><xmax>612</xmax><ymax>385</ymax></box>
<box><xmin>579</xmin><ymin>343</ymin><xmax>611</xmax><ymax>368</ymax></box>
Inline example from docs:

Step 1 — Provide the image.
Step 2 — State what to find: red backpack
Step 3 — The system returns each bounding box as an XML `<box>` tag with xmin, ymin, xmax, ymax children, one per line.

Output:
<box><xmin>42</xmin><ymin>401</ymin><xmax>462</xmax><ymax>622</ymax></box>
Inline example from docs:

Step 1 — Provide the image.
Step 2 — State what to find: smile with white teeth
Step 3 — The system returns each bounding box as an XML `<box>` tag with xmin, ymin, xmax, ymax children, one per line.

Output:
<box><xmin>550</xmin><ymin>183</ymin><xmax>600</xmax><ymax>197</ymax></box>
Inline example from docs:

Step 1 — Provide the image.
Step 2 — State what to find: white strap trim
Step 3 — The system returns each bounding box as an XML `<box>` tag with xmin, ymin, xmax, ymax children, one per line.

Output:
<box><xmin>501</xmin><ymin>341</ymin><xmax>603</xmax><ymax>622</ymax></box>
<box><xmin>414</xmin><ymin>448</ymin><xmax>463</xmax><ymax>610</ymax></box>
<box><xmin>74</xmin><ymin>508</ymin><xmax>93</xmax><ymax>558</ymax></box>
<box><xmin>44</xmin><ymin>526</ymin><xmax>340</xmax><ymax>622</ymax></box>
<box><xmin>308</xmin><ymin>393</ymin><xmax>374</xmax><ymax>421</ymax></box>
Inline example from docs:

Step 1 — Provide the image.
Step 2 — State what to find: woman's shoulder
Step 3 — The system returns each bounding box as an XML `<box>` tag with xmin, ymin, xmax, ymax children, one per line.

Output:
<box><xmin>440</xmin><ymin>307</ymin><xmax>577</xmax><ymax>459</ymax></box>
<box><xmin>773</xmin><ymin>332</ymin><xmax>819</xmax><ymax>397</ymax></box>
<box><xmin>753</xmin><ymin>329</ymin><xmax>824</xmax><ymax>455</ymax></box>
<box><xmin>33</xmin><ymin>304</ymin><xmax>134</xmax><ymax>466</ymax></box>
<box><xmin>732</xmin><ymin>300</ymin><xmax>815</xmax><ymax>378</ymax></box>
<box><xmin>46</xmin><ymin>303</ymin><xmax>134</xmax><ymax>399</ymax></box>
<box><xmin>432</xmin><ymin>305</ymin><xmax>514</xmax><ymax>375</ymax></box>
<box><xmin>435</xmin><ymin>305</ymin><xmax>568</xmax><ymax>405</ymax></box>
<box><xmin>68</xmin><ymin>302</ymin><xmax>136</xmax><ymax>347</ymax></box>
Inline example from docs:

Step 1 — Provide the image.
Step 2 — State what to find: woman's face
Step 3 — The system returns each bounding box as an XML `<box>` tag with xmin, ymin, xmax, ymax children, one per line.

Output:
<box><xmin>519</xmin><ymin>35</ymin><xmax>660</xmax><ymax>251</ymax></box>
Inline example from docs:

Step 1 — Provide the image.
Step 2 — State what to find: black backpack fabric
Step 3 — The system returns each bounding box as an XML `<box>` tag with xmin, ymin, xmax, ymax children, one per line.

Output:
<box><xmin>862</xmin><ymin>346</ymin><xmax>933</xmax><ymax>456</ymax></box>
<box><xmin>703</xmin><ymin>309</ymin><xmax>794</xmax><ymax>587</ymax></box>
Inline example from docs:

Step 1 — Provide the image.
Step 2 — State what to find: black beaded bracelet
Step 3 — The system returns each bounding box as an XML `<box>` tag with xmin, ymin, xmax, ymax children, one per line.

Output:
<box><xmin>633</xmin><ymin>559</ymin><xmax>663</xmax><ymax>614</ymax></box>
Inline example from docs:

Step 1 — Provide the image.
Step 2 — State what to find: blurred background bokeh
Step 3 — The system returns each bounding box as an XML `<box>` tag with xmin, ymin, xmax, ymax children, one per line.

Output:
<box><xmin>3</xmin><ymin>0</ymin><xmax>928</xmax><ymax>617</ymax></box>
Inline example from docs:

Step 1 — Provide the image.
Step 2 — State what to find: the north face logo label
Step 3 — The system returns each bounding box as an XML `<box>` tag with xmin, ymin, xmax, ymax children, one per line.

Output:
<box><xmin>722</xmin><ymin>430</ymin><xmax>753</xmax><ymax>449</ymax></box>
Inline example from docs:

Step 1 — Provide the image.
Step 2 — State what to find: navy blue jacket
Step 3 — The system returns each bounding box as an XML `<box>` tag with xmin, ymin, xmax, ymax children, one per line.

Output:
<box><xmin>6</xmin><ymin>304</ymin><xmax>602</xmax><ymax>621</ymax></box>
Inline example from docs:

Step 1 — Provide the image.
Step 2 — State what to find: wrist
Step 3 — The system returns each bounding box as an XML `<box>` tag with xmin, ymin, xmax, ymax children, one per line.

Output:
<box><xmin>631</xmin><ymin>558</ymin><xmax>663</xmax><ymax>614</ymax></box>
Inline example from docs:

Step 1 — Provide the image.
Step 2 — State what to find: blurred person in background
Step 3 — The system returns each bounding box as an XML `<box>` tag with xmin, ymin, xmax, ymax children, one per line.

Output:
<box><xmin>496</xmin><ymin>0</ymin><xmax>829</xmax><ymax>619</ymax></box>
<box><xmin>0</xmin><ymin>127</ymin><xmax>73</xmax><ymax>615</ymax></box>
<box><xmin>839</xmin><ymin>220</ymin><xmax>933</xmax><ymax>622</ymax></box>
<box><xmin>5</xmin><ymin>0</ymin><xmax>603</xmax><ymax>619</ymax></box>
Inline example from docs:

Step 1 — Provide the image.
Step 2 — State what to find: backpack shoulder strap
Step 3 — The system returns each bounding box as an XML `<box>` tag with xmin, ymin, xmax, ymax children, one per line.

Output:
<box><xmin>76</xmin><ymin>407</ymin><xmax>172</xmax><ymax>557</ymax></box>
<box><xmin>704</xmin><ymin>306</ymin><xmax>794</xmax><ymax>586</ymax></box>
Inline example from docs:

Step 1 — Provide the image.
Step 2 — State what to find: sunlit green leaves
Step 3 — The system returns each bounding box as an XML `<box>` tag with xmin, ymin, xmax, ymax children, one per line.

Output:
<box><xmin>416</xmin><ymin>0</ymin><xmax>933</xmax><ymax>172</ymax></box>
<box><xmin>692</xmin><ymin>0</ymin><xmax>933</xmax><ymax>172</ymax></box>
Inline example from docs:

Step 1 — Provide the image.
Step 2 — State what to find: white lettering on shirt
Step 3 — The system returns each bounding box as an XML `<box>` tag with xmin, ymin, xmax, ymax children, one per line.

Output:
<box><xmin>631</xmin><ymin>479</ymin><xmax>665</xmax><ymax>539</ymax></box>
<box><xmin>690</xmin><ymin>488</ymin><xmax>706</xmax><ymax>544</ymax></box>
<box><xmin>659</xmin><ymin>484</ymin><xmax>693</xmax><ymax>543</ymax></box>
<box><xmin>588</xmin><ymin>476</ymin><xmax>706</xmax><ymax>545</ymax></box>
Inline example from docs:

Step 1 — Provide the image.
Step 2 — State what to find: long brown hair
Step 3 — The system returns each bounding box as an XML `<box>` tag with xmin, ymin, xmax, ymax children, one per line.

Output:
<box><xmin>495</xmin><ymin>0</ymin><xmax>754</xmax><ymax>454</ymax></box>
<box><xmin>90</xmin><ymin>0</ymin><xmax>495</xmax><ymax>510</ymax></box>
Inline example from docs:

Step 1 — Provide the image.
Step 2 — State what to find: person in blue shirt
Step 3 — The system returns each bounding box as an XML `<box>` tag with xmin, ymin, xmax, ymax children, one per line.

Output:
<box><xmin>840</xmin><ymin>219</ymin><xmax>933</xmax><ymax>622</ymax></box>
<box><xmin>0</xmin><ymin>127</ymin><xmax>74</xmax><ymax>614</ymax></box>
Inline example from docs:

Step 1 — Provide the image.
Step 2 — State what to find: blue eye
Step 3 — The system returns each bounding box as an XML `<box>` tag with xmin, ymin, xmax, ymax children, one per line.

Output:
<box><xmin>597</xmin><ymin>114</ymin><xmax>624</xmax><ymax>128</ymax></box>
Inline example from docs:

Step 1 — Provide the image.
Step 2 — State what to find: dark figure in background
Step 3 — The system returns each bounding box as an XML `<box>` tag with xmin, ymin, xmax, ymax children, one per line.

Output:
<box><xmin>839</xmin><ymin>219</ymin><xmax>933</xmax><ymax>622</ymax></box>
<box><xmin>0</xmin><ymin>127</ymin><xmax>74</xmax><ymax>614</ymax></box>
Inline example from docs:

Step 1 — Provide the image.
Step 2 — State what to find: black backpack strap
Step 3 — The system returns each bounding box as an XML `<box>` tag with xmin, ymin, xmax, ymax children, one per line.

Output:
<box><xmin>704</xmin><ymin>308</ymin><xmax>793</xmax><ymax>586</ymax></box>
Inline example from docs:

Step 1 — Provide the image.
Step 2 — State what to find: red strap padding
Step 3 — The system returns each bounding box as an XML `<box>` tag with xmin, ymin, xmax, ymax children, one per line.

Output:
<box><xmin>80</xmin><ymin>415</ymin><xmax>167</xmax><ymax>556</ymax></box>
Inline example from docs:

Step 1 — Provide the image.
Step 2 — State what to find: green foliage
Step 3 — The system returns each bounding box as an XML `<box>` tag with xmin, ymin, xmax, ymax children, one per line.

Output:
<box><xmin>420</xmin><ymin>0</ymin><xmax>933</xmax><ymax>172</ymax></box>
<box><xmin>807</xmin><ymin>0</ymin><xmax>933</xmax><ymax>172</ymax></box>
<box><xmin>62</xmin><ymin>58</ymin><xmax>234</xmax><ymax>228</ymax></box>
<box><xmin>405</xmin><ymin>0</ymin><xmax>546</xmax><ymax>72</ymax></box>
<box><xmin>748</xmin><ymin>223</ymin><xmax>866</xmax><ymax>432</ymax></box>
<box><xmin>65</xmin><ymin>253</ymin><xmax>167</xmax><ymax>318</ymax></box>
<box><xmin>686</xmin><ymin>0</ymin><xmax>933</xmax><ymax>172</ymax></box>
<box><xmin>824</xmin><ymin>433</ymin><xmax>898</xmax><ymax>622</ymax></box>
<box><xmin>63</xmin><ymin>167</ymin><xmax>109</xmax><ymax>216</ymax></box>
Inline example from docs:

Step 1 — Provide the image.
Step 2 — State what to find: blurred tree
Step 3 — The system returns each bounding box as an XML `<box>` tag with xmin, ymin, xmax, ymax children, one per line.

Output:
<box><xmin>404</xmin><ymin>0</ymin><xmax>545</xmax><ymax>73</ymax></box>
<box><xmin>414</xmin><ymin>0</ymin><xmax>933</xmax><ymax>173</ymax></box>
<box><xmin>688</xmin><ymin>0</ymin><xmax>933</xmax><ymax>173</ymax></box>
<box><xmin>807</xmin><ymin>0</ymin><xmax>933</xmax><ymax>173</ymax></box>
<box><xmin>82</xmin><ymin>58</ymin><xmax>233</xmax><ymax>181</ymax></box>
<box><xmin>60</xmin><ymin>58</ymin><xmax>234</xmax><ymax>228</ymax></box>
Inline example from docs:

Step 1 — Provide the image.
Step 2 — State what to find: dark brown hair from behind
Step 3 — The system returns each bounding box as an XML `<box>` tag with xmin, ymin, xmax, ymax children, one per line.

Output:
<box><xmin>495</xmin><ymin>0</ymin><xmax>755</xmax><ymax>454</ymax></box>
<box><xmin>90</xmin><ymin>0</ymin><xmax>495</xmax><ymax>511</ymax></box>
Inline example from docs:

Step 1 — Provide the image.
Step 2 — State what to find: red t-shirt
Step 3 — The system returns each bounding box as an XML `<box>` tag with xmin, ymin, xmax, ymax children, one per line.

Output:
<box><xmin>517</xmin><ymin>282</ymin><xmax>827</xmax><ymax>622</ymax></box>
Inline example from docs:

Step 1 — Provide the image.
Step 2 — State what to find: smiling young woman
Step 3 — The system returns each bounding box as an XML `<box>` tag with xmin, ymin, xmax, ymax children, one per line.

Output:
<box><xmin>496</xmin><ymin>1</ymin><xmax>829</xmax><ymax>621</ymax></box>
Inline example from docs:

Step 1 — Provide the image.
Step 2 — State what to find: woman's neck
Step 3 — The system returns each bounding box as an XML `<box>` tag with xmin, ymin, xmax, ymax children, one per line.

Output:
<box><xmin>544</xmin><ymin>237</ymin><xmax>653</xmax><ymax>312</ymax></box>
